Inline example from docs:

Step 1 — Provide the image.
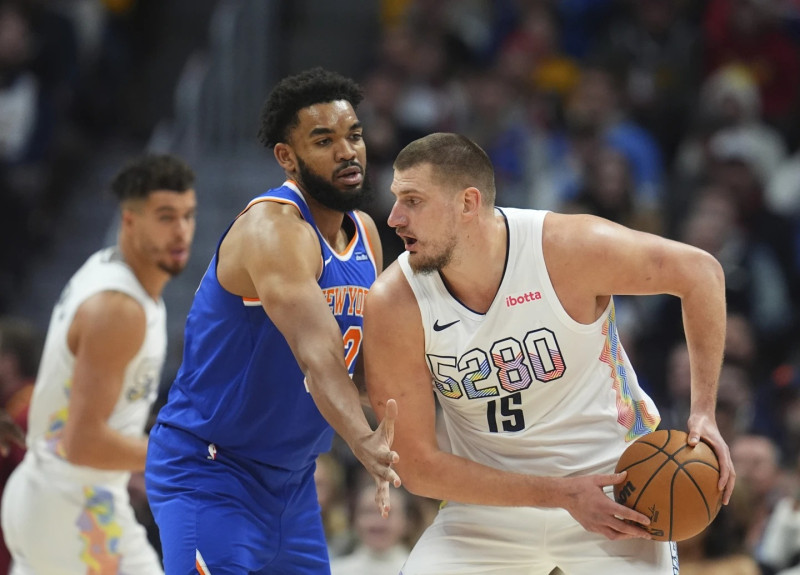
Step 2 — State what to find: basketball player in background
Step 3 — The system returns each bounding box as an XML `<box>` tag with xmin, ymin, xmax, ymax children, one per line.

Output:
<box><xmin>363</xmin><ymin>132</ymin><xmax>736</xmax><ymax>574</ymax></box>
<box><xmin>1</xmin><ymin>154</ymin><xmax>197</xmax><ymax>574</ymax></box>
<box><xmin>145</xmin><ymin>67</ymin><xmax>400</xmax><ymax>575</ymax></box>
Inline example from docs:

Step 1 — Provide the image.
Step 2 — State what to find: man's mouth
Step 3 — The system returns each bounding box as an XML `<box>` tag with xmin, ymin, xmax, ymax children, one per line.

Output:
<box><xmin>336</xmin><ymin>166</ymin><xmax>363</xmax><ymax>186</ymax></box>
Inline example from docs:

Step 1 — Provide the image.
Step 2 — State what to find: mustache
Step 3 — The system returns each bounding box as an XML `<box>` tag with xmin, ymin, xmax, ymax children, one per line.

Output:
<box><xmin>335</xmin><ymin>160</ymin><xmax>363</xmax><ymax>174</ymax></box>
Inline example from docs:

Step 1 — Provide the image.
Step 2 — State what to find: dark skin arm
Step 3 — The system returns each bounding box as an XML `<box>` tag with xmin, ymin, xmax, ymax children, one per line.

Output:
<box><xmin>218</xmin><ymin>201</ymin><xmax>400</xmax><ymax>515</ymax></box>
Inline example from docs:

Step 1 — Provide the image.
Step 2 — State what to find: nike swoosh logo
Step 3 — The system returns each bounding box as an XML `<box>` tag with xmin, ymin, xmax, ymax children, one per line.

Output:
<box><xmin>433</xmin><ymin>319</ymin><xmax>460</xmax><ymax>331</ymax></box>
<box><xmin>324</xmin><ymin>255</ymin><xmax>333</xmax><ymax>265</ymax></box>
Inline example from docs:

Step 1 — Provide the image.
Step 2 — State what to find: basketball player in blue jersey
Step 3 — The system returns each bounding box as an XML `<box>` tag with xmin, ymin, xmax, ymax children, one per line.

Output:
<box><xmin>145</xmin><ymin>68</ymin><xmax>401</xmax><ymax>575</ymax></box>
<box><xmin>363</xmin><ymin>133</ymin><xmax>736</xmax><ymax>574</ymax></box>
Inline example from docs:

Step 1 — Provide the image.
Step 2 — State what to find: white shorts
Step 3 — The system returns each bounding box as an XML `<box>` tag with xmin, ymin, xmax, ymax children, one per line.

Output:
<box><xmin>400</xmin><ymin>502</ymin><xmax>679</xmax><ymax>575</ymax></box>
<box><xmin>1</xmin><ymin>456</ymin><xmax>163</xmax><ymax>575</ymax></box>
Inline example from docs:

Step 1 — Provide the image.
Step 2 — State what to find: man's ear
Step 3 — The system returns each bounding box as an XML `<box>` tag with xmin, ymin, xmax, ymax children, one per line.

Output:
<box><xmin>274</xmin><ymin>143</ymin><xmax>296</xmax><ymax>173</ymax></box>
<box><xmin>462</xmin><ymin>186</ymin><xmax>482</xmax><ymax>217</ymax></box>
<box><xmin>120</xmin><ymin>206</ymin><xmax>136</xmax><ymax>231</ymax></box>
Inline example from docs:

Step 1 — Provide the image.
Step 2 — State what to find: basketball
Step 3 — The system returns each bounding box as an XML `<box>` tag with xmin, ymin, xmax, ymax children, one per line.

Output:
<box><xmin>613</xmin><ymin>429</ymin><xmax>723</xmax><ymax>541</ymax></box>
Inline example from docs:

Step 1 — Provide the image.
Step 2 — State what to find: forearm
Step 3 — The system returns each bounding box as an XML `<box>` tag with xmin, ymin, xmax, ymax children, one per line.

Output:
<box><xmin>681</xmin><ymin>254</ymin><xmax>726</xmax><ymax>414</ymax></box>
<box><xmin>304</xmin><ymin>350</ymin><xmax>373</xmax><ymax>449</ymax></box>
<box><xmin>401</xmin><ymin>448</ymin><xmax>568</xmax><ymax>508</ymax></box>
<box><xmin>62</xmin><ymin>426</ymin><xmax>148</xmax><ymax>471</ymax></box>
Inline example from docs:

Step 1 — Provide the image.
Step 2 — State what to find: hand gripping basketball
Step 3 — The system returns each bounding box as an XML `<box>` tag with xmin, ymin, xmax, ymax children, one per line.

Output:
<box><xmin>613</xmin><ymin>429</ymin><xmax>723</xmax><ymax>541</ymax></box>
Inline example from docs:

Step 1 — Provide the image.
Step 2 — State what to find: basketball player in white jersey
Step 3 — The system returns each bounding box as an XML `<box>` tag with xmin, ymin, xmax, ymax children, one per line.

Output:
<box><xmin>1</xmin><ymin>154</ymin><xmax>197</xmax><ymax>574</ymax></box>
<box><xmin>363</xmin><ymin>133</ymin><xmax>736</xmax><ymax>574</ymax></box>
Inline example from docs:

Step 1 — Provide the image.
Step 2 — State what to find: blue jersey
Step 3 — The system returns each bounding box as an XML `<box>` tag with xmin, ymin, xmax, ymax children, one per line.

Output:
<box><xmin>155</xmin><ymin>181</ymin><xmax>378</xmax><ymax>471</ymax></box>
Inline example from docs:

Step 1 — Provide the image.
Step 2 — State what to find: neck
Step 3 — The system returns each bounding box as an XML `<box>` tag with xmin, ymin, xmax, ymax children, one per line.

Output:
<box><xmin>303</xmin><ymin>194</ymin><xmax>350</xmax><ymax>251</ymax></box>
<box><xmin>440</xmin><ymin>210</ymin><xmax>507</xmax><ymax>313</ymax></box>
<box><xmin>117</xmin><ymin>237</ymin><xmax>169</xmax><ymax>300</ymax></box>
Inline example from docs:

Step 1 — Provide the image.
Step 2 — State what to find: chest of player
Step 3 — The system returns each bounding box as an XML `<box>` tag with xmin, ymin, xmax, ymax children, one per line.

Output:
<box><xmin>423</xmin><ymin>285</ymin><xmax>614</xmax><ymax>408</ymax></box>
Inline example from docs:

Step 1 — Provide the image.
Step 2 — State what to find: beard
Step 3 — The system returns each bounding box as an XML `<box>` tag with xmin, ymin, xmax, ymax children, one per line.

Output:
<box><xmin>157</xmin><ymin>260</ymin><xmax>188</xmax><ymax>277</ymax></box>
<box><xmin>409</xmin><ymin>249</ymin><xmax>453</xmax><ymax>275</ymax></box>
<box><xmin>296</xmin><ymin>156</ymin><xmax>373</xmax><ymax>212</ymax></box>
<box><xmin>408</xmin><ymin>237</ymin><xmax>456</xmax><ymax>275</ymax></box>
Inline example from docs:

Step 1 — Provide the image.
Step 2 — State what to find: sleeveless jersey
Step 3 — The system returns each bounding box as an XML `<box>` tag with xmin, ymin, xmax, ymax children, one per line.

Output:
<box><xmin>26</xmin><ymin>246</ymin><xmax>166</xmax><ymax>486</ymax></box>
<box><xmin>155</xmin><ymin>181</ymin><xmax>378</xmax><ymax>471</ymax></box>
<box><xmin>398</xmin><ymin>208</ymin><xmax>660</xmax><ymax>477</ymax></box>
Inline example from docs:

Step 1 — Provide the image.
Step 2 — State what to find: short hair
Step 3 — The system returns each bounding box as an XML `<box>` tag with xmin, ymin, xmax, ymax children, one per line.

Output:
<box><xmin>0</xmin><ymin>317</ymin><xmax>42</xmax><ymax>380</ymax></box>
<box><xmin>110</xmin><ymin>154</ymin><xmax>195</xmax><ymax>203</ymax></box>
<box><xmin>393</xmin><ymin>133</ymin><xmax>496</xmax><ymax>206</ymax></box>
<box><xmin>257</xmin><ymin>67</ymin><xmax>364</xmax><ymax>149</ymax></box>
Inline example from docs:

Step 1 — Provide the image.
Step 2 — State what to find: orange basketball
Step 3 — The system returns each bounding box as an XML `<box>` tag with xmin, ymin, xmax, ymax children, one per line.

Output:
<box><xmin>613</xmin><ymin>429</ymin><xmax>723</xmax><ymax>541</ymax></box>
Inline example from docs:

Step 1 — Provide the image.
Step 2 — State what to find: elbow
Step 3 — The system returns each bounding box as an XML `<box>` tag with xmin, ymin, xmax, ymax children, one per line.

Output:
<box><xmin>395</xmin><ymin>453</ymin><xmax>439</xmax><ymax>498</ymax></box>
<box><xmin>700</xmin><ymin>250</ymin><xmax>726</xmax><ymax>291</ymax></box>
<box><xmin>59</xmin><ymin>436</ymin><xmax>93</xmax><ymax>467</ymax></box>
<box><xmin>59</xmin><ymin>425</ymin><xmax>99</xmax><ymax>467</ymax></box>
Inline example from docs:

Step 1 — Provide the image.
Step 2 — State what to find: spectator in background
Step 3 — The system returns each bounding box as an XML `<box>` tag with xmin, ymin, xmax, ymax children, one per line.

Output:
<box><xmin>0</xmin><ymin>316</ymin><xmax>41</xmax><ymax>574</ymax></box>
<box><xmin>673</xmin><ymin>64</ymin><xmax>787</xmax><ymax>233</ymax></box>
<box><xmin>676</xmin><ymin>184</ymin><xmax>793</xmax><ymax>366</ymax></box>
<box><xmin>677</xmin><ymin>485</ymin><xmax>760</xmax><ymax>575</ymax></box>
<box><xmin>731</xmin><ymin>434</ymin><xmax>792</xmax><ymax>560</ymax></box>
<box><xmin>759</xmin><ymin>467</ymin><xmax>800</xmax><ymax>574</ymax></box>
<box><xmin>564</xmin><ymin>145</ymin><xmax>663</xmax><ymax>235</ymax></box>
<box><xmin>599</xmin><ymin>0</ymin><xmax>702</xmax><ymax>163</ymax></box>
<box><xmin>315</xmin><ymin>453</ymin><xmax>355</xmax><ymax>560</ymax></box>
<box><xmin>330</xmin><ymin>475</ymin><xmax>413</xmax><ymax>575</ymax></box>
<box><xmin>703</xmin><ymin>0</ymin><xmax>800</xmax><ymax>136</ymax></box>
<box><xmin>564</xmin><ymin>62</ymin><xmax>664</xmax><ymax>210</ymax></box>
<box><xmin>0</xmin><ymin>2</ymin><xmax>54</xmax><ymax>303</ymax></box>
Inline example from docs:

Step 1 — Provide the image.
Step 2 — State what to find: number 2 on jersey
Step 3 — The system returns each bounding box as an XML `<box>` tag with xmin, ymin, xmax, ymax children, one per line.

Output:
<box><xmin>342</xmin><ymin>326</ymin><xmax>362</xmax><ymax>371</ymax></box>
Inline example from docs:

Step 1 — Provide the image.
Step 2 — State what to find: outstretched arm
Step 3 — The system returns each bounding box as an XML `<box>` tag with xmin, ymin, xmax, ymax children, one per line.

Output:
<box><xmin>363</xmin><ymin>262</ymin><xmax>653</xmax><ymax>540</ymax></box>
<box><xmin>220</xmin><ymin>202</ymin><xmax>400</xmax><ymax>515</ymax></box>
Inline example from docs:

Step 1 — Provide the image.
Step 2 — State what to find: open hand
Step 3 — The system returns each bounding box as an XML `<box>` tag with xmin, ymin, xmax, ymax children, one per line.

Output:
<box><xmin>354</xmin><ymin>398</ymin><xmax>401</xmax><ymax>518</ymax></box>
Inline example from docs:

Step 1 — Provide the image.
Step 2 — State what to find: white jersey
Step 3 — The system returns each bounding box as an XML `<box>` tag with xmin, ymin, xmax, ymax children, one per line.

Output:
<box><xmin>398</xmin><ymin>208</ymin><xmax>660</xmax><ymax>477</ymax></box>
<box><xmin>25</xmin><ymin>246</ymin><xmax>165</xmax><ymax>486</ymax></box>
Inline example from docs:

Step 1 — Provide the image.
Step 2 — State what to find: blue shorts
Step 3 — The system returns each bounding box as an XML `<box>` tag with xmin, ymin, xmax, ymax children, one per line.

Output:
<box><xmin>145</xmin><ymin>423</ymin><xmax>330</xmax><ymax>575</ymax></box>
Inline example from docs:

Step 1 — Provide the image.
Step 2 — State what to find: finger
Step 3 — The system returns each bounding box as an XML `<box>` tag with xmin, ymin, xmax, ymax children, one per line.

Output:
<box><xmin>611</xmin><ymin>517</ymin><xmax>653</xmax><ymax>539</ymax></box>
<box><xmin>384</xmin><ymin>449</ymin><xmax>400</xmax><ymax>466</ymax></box>
<box><xmin>603</xmin><ymin>471</ymin><xmax>627</xmax><ymax>486</ymax></box>
<box><xmin>384</xmin><ymin>398</ymin><xmax>398</xmax><ymax>422</ymax></box>
<box><xmin>721</xmin><ymin>468</ymin><xmax>736</xmax><ymax>505</ymax></box>
<box><xmin>379</xmin><ymin>399</ymin><xmax>397</xmax><ymax>445</ymax></box>
<box><xmin>614</xmin><ymin>504</ymin><xmax>651</xmax><ymax>526</ymax></box>
<box><xmin>374</xmin><ymin>479</ymin><xmax>391</xmax><ymax>518</ymax></box>
<box><xmin>386</xmin><ymin>465</ymin><xmax>401</xmax><ymax>488</ymax></box>
<box><xmin>687</xmin><ymin>431</ymin><xmax>700</xmax><ymax>446</ymax></box>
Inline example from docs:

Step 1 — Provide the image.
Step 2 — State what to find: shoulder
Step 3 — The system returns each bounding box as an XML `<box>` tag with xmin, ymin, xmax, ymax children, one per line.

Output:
<box><xmin>76</xmin><ymin>290</ymin><xmax>146</xmax><ymax>325</ymax></box>
<box><xmin>231</xmin><ymin>197</ymin><xmax>318</xmax><ymax>251</ymax></box>
<box><xmin>367</xmin><ymin>260</ymin><xmax>413</xmax><ymax>308</ymax></box>
<box><xmin>71</xmin><ymin>290</ymin><xmax>147</xmax><ymax>351</ymax></box>
<box><xmin>543</xmin><ymin>212</ymin><xmax>624</xmax><ymax>255</ymax></box>
<box><xmin>353</xmin><ymin>209</ymin><xmax>379</xmax><ymax>236</ymax></box>
<box><xmin>353</xmin><ymin>209</ymin><xmax>382</xmax><ymax>258</ymax></box>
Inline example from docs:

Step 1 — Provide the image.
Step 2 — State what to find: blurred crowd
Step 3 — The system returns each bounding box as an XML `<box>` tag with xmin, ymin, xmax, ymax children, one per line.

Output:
<box><xmin>0</xmin><ymin>0</ymin><xmax>209</xmax><ymax>312</ymax></box>
<box><xmin>3</xmin><ymin>0</ymin><xmax>800</xmax><ymax>573</ymax></box>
